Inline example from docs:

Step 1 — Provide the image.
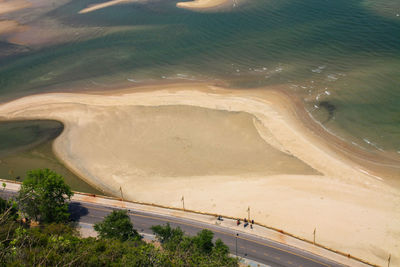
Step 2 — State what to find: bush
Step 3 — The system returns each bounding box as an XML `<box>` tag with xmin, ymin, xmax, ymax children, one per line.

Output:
<box><xmin>94</xmin><ymin>210</ymin><xmax>141</xmax><ymax>241</ymax></box>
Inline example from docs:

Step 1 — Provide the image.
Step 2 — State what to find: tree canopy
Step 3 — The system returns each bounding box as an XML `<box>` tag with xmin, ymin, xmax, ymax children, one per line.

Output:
<box><xmin>0</xmin><ymin>169</ymin><xmax>238</xmax><ymax>266</ymax></box>
<box><xmin>17</xmin><ymin>168</ymin><xmax>73</xmax><ymax>223</ymax></box>
<box><xmin>152</xmin><ymin>223</ymin><xmax>236</xmax><ymax>266</ymax></box>
<box><xmin>94</xmin><ymin>209</ymin><xmax>141</xmax><ymax>241</ymax></box>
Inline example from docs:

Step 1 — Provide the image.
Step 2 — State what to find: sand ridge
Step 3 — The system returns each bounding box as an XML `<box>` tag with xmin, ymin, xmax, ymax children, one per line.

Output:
<box><xmin>0</xmin><ymin>83</ymin><xmax>399</xmax><ymax>266</ymax></box>
<box><xmin>79</xmin><ymin>0</ymin><xmax>143</xmax><ymax>14</ymax></box>
<box><xmin>176</xmin><ymin>0</ymin><xmax>234</xmax><ymax>11</ymax></box>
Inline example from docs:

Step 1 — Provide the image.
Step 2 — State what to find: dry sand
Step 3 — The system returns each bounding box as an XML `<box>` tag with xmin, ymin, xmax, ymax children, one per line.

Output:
<box><xmin>0</xmin><ymin>83</ymin><xmax>399</xmax><ymax>266</ymax></box>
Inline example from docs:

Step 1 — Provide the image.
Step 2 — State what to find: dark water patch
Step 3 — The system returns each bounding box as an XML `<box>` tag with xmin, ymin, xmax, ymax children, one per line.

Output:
<box><xmin>0</xmin><ymin>42</ymin><xmax>30</xmax><ymax>60</ymax></box>
<box><xmin>318</xmin><ymin>101</ymin><xmax>336</xmax><ymax>123</ymax></box>
<box><xmin>0</xmin><ymin>120</ymin><xmax>63</xmax><ymax>157</ymax></box>
<box><xmin>0</xmin><ymin>120</ymin><xmax>103</xmax><ymax>194</ymax></box>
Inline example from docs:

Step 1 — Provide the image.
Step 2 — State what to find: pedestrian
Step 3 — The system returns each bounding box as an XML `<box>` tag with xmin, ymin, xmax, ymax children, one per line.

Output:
<box><xmin>251</xmin><ymin>219</ymin><xmax>254</xmax><ymax>224</ymax></box>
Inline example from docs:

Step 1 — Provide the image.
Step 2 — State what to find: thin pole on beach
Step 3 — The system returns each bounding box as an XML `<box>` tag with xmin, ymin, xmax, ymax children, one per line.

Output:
<box><xmin>181</xmin><ymin>196</ymin><xmax>185</xmax><ymax>210</ymax></box>
<box><xmin>247</xmin><ymin>206</ymin><xmax>250</xmax><ymax>221</ymax></box>
<box><xmin>388</xmin><ymin>254</ymin><xmax>391</xmax><ymax>267</ymax></box>
<box><xmin>313</xmin><ymin>227</ymin><xmax>316</xmax><ymax>244</ymax></box>
<box><xmin>119</xmin><ymin>186</ymin><xmax>124</xmax><ymax>201</ymax></box>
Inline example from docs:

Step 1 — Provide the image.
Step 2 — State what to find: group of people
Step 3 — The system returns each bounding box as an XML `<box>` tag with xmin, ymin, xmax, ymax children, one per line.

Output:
<box><xmin>216</xmin><ymin>215</ymin><xmax>255</xmax><ymax>229</ymax></box>
<box><xmin>217</xmin><ymin>215</ymin><xmax>254</xmax><ymax>229</ymax></box>
<box><xmin>236</xmin><ymin>218</ymin><xmax>254</xmax><ymax>229</ymax></box>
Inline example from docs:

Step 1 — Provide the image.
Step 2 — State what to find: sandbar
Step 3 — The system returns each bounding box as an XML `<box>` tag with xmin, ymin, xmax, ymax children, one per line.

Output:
<box><xmin>79</xmin><ymin>0</ymin><xmax>140</xmax><ymax>14</ymax></box>
<box><xmin>0</xmin><ymin>83</ymin><xmax>399</xmax><ymax>266</ymax></box>
<box><xmin>176</xmin><ymin>0</ymin><xmax>233</xmax><ymax>11</ymax></box>
<box><xmin>0</xmin><ymin>0</ymin><xmax>30</xmax><ymax>15</ymax></box>
<box><xmin>0</xmin><ymin>20</ymin><xmax>22</xmax><ymax>35</ymax></box>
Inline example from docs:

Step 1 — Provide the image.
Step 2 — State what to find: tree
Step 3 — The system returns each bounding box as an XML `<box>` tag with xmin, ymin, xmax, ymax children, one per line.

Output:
<box><xmin>193</xmin><ymin>229</ymin><xmax>214</xmax><ymax>254</ymax></box>
<box><xmin>151</xmin><ymin>223</ymin><xmax>184</xmax><ymax>244</ymax></box>
<box><xmin>17</xmin><ymin>169</ymin><xmax>73</xmax><ymax>224</ymax></box>
<box><xmin>152</xmin><ymin>224</ymin><xmax>238</xmax><ymax>266</ymax></box>
<box><xmin>0</xmin><ymin>197</ymin><xmax>18</xmax><ymax>222</ymax></box>
<box><xmin>94</xmin><ymin>210</ymin><xmax>141</xmax><ymax>241</ymax></box>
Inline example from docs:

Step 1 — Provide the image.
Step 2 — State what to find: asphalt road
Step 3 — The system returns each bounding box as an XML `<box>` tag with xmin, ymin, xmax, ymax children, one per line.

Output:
<box><xmin>1</xmin><ymin>190</ymin><xmax>347</xmax><ymax>267</ymax></box>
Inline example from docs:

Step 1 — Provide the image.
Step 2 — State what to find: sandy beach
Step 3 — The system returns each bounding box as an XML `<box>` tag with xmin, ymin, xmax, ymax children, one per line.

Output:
<box><xmin>0</xmin><ymin>83</ymin><xmax>399</xmax><ymax>266</ymax></box>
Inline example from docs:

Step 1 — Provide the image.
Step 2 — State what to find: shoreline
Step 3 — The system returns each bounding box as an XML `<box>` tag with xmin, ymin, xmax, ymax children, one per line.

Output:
<box><xmin>0</xmin><ymin>83</ymin><xmax>399</xmax><ymax>265</ymax></box>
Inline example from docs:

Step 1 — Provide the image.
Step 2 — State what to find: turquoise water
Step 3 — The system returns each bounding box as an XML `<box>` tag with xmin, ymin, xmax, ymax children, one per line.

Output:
<box><xmin>0</xmin><ymin>0</ymin><xmax>399</xmax><ymax>155</ymax></box>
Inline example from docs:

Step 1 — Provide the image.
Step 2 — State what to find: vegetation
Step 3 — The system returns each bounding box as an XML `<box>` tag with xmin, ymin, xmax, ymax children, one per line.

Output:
<box><xmin>17</xmin><ymin>169</ymin><xmax>73</xmax><ymax>223</ymax></box>
<box><xmin>94</xmin><ymin>210</ymin><xmax>141</xmax><ymax>241</ymax></box>
<box><xmin>0</xmin><ymin>169</ymin><xmax>239</xmax><ymax>266</ymax></box>
<box><xmin>152</xmin><ymin>223</ymin><xmax>236</xmax><ymax>266</ymax></box>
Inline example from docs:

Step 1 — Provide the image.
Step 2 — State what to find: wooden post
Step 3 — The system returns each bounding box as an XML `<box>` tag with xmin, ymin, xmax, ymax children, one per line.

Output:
<box><xmin>181</xmin><ymin>196</ymin><xmax>185</xmax><ymax>210</ymax></box>
<box><xmin>247</xmin><ymin>206</ymin><xmax>250</xmax><ymax>221</ymax></box>
<box><xmin>119</xmin><ymin>186</ymin><xmax>124</xmax><ymax>201</ymax></box>
<box><xmin>388</xmin><ymin>254</ymin><xmax>391</xmax><ymax>267</ymax></box>
<box><xmin>313</xmin><ymin>227</ymin><xmax>316</xmax><ymax>244</ymax></box>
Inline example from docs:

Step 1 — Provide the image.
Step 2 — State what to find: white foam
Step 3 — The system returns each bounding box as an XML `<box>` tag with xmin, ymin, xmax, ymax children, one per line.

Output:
<box><xmin>311</xmin><ymin>68</ymin><xmax>322</xmax><ymax>73</ymax></box>
<box><xmin>362</xmin><ymin>138</ymin><xmax>384</xmax><ymax>152</ymax></box>
<box><xmin>311</xmin><ymin>65</ymin><xmax>326</xmax><ymax>73</ymax></box>
<box><xmin>253</xmin><ymin>67</ymin><xmax>268</xmax><ymax>73</ymax></box>
<box><xmin>357</xmin><ymin>168</ymin><xmax>383</xmax><ymax>181</ymax></box>
<box><xmin>316</xmin><ymin>92</ymin><xmax>325</xmax><ymax>101</ymax></box>
<box><xmin>327</xmin><ymin>74</ymin><xmax>338</xmax><ymax>81</ymax></box>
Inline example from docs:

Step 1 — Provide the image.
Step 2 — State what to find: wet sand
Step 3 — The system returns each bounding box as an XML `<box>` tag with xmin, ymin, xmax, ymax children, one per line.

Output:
<box><xmin>0</xmin><ymin>0</ymin><xmax>30</xmax><ymax>15</ymax></box>
<box><xmin>0</xmin><ymin>20</ymin><xmax>23</xmax><ymax>35</ymax></box>
<box><xmin>0</xmin><ymin>83</ymin><xmax>399</xmax><ymax>266</ymax></box>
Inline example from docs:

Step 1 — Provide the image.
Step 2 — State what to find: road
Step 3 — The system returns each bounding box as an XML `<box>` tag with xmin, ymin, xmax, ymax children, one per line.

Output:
<box><xmin>1</xmin><ymin>190</ymin><xmax>346</xmax><ymax>267</ymax></box>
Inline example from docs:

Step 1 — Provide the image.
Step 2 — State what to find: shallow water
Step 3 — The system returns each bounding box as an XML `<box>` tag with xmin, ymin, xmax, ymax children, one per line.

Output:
<box><xmin>0</xmin><ymin>0</ymin><xmax>399</xmax><ymax>180</ymax></box>
<box><xmin>0</xmin><ymin>120</ymin><xmax>102</xmax><ymax>194</ymax></box>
